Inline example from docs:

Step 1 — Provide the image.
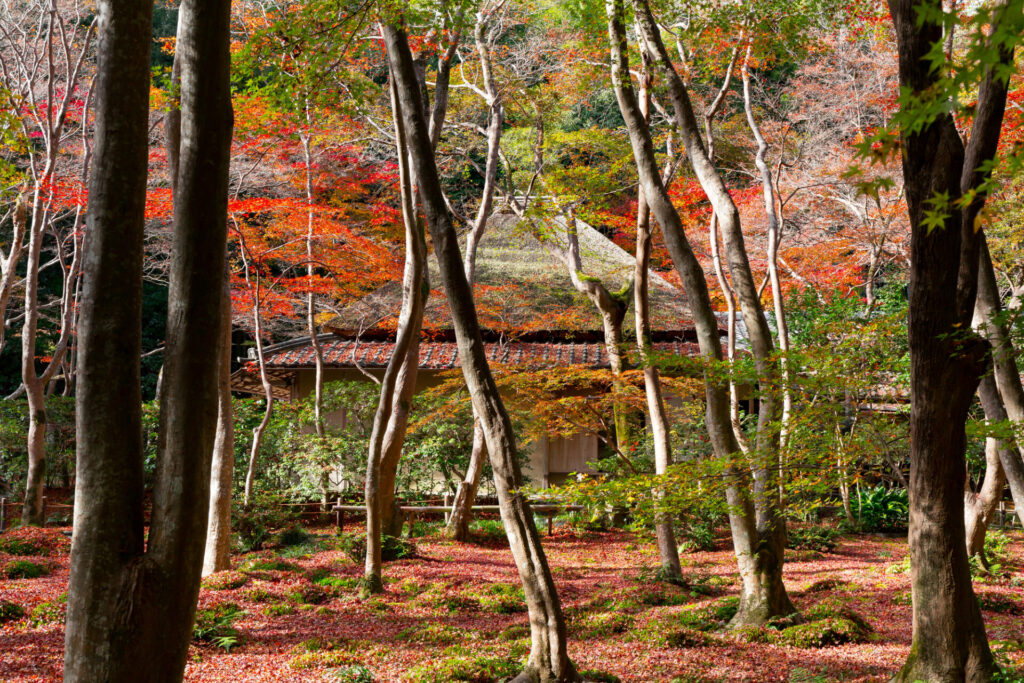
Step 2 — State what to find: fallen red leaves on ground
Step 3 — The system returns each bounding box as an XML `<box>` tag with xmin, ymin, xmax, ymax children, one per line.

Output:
<box><xmin>1</xmin><ymin>524</ymin><xmax>1022</xmax><ymax>682</ymax></box>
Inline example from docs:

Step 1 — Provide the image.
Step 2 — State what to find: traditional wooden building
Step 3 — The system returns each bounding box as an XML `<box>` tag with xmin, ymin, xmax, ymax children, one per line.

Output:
<box><xmin>231</xmin><ymin>213</ymin><xmax>718</xmax><ymax>486</ymax></box>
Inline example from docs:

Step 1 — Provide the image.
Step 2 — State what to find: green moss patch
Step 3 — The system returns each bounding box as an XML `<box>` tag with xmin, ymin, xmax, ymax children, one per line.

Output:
<box><xmin>202</xmin><ymin>570</ymin><xmax>249</xmax><ymax>591</ymax></box>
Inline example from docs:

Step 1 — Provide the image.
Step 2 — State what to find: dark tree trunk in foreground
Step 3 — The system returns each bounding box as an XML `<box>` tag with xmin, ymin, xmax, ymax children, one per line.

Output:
<box><xmin>888</xmin><ymin>0</ymin><xmax>1017</xmax><ymax>678</ymax></box>
<box><xmin>64</xmin><ymin>0</ymin><xmax>232</xmax><ymax>679</ymax></box>
<box><xmin>383</xmin><ymin>22</ymin><xmax>578</xmax><ymax>682</ymax></box>
<box><xmin>608</xmin><ymin>0</ymin><xmax>794</xmax><ymax>626</ymax></box>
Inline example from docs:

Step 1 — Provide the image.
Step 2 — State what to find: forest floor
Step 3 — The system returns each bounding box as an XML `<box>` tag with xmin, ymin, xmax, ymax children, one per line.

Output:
<box><xmin>1</xmin><ymin>522</ymin><xmax>1023</xmax><ymax>682</ymax></box>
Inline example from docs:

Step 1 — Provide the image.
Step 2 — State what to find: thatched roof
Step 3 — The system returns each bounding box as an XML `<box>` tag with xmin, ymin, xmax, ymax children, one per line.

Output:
<box><xmin>329</xmin><ymin>212</ymin><xmax>695</xmax><ymax>335</ymax></box>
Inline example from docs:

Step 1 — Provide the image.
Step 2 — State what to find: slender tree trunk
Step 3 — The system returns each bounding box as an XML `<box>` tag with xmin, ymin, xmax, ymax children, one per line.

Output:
<box><xmin>384</xmin><ymin>23</ymin><xmax>578</xmax><ymax>681</ymax></box>
<box><xmin>243</xmin><ymin>299</ymin><xmax>274</xmax><ymax>508</ymax></box>
<box><xmin>363</xmin><ymin>73</ymin><xmax>426</xmax><ymax>595</ymax></box>
<box><xmin>446</xmin><ymin>420</ymin><xmax>487</xmax><ymax>540</ymax></box>
<box><xmin>378</xmin><ymin>325</ymin><xmax>423</xmax><ymax>537</ymax></box>
<box><xmin>65</xmin><ymin>0</ymin><xmax>232</xmax><ymax>678</ymax></box>
<box><xmin>741</xmin><ymin>49</ymin><xmax>793</xmax><ymax>501</ymax></box>
<box><xmin>976</xmin><ymin>239</ymin><xmax>1024</xmax><ymax>525</ymax></box>
<box><xmin>204</xmin><ymin>273</ymin><xmax>235</xmax><ymax>576</ymax></box>
<box><xmin>443</xmin><ymin>9</ymin><xmax>504</xmax><ymax>541</ymax></box>
<box><xmin>301</xmin><ymin>130</ymin><xmax>327</xmax><ymax>442</ymax></box>
<box><xmin>963</xmin><ymin>399</ymin><xmax>1005</xmax><ymax>559</ymax></box>
<box><xmin>636</xmin><ymin>193</ymin><xmax>682</xmax><ymax>578</ymax></box>
<box><xmin>615</xmin><ymin>0</ymin><xmax>794</xmax><ymax>625</ymax></box>
<box><xmin>634</xmin><ymin>62</ymin><xmax>681</xmax><ymax>578</ymax></box>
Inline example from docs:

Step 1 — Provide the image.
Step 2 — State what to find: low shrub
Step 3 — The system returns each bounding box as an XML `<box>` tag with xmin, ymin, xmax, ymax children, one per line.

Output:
<box><xmin>788</xmin><ymin>527</ymin><xmax>840</xmax><ymax>553</ymax></box>
<box><xmin>315</xmin><ymin>574</ymin><xmax>360</xmax><ymax>591</ymax></box>
<box><xmin>971</xmin><ymin>530</ymin><xmax>1013</xmax><ymax>578</ymax></box>
<box><xmin>339</xmin><ymin>533</ymin><xmax>414</xmax><ymax>564</ymax></box>
<box><xmin>0</xmin><ymin>600</ymin><xmax>24</xmax><ymax>623</ymax></box>
<box><xmin>857</xmin><ymin>486</ymin><xmax>908</xmax><ymax>533</ymax></box>
<box><xmin>0</xmin><ymin>535</ymin><xmax>44</xmax><ymax>556</ymax></box>
<box><xmin>193</xmin><ymin>603</ymin><xmax>244</xmax><ymax>651</ymax></box>
<box><xmin>278</xmin><ymin>526</ymin><xmax>311</xmax><ymax>548</ymax></box>
<box><xmin>676</xmin><ymin>597</ymin><xmax>740</xmax><ymax>632</ymax></box>
<box><xmin>0</xmin><ymin>527</ymin><xmax>66</xmax><ymax>556</ymax></box>
<box><xmin>4</xmin><ymin>559</ymin><xmax>48</xmax><ymax>579</ymax></box>
<box><xmin>467</xmin><ymin>519</ymin><xmax>507</xmax><ymax>543</ymax></box>
<box><xmin>202</xmin><ymin>570</ymin><xmax>249</xmax><ymax>591</ymax></box>
<box><xmin>803</xmin><ymin>579</ymin><xmax>854</xmax><ymax>593</ymax></box>
<box><xmin>233</xmin><ymin>493</ymin><xmax>297</xmax><ymax>552</ymax></box>
<box><xmin>777</xmin><ymin>617</ymin><xmax>869</xmax><ymax>648</ymax></box>
<box><xmin>636</xmin><ymin>584</ymin><xmax>690</xmax><ymax>607</ymax></box>
<box><xmin>677</xmin><ymin>521</ymin><xmax>716</xmax><ymax>553</ymax></box>
<box><xmin>28</xmin><ymin>593</ymin><xmax>66</xmax><ymax>627</ymax></box>
<box><xmin>803</xmin><ymin>599</ymin><xmax>872</xmax><ymax>634</ymax></box>
<box><xmin>578</xmin><ymin>670</ymin><xmax>621</xmax><ymax>683</ymax></box>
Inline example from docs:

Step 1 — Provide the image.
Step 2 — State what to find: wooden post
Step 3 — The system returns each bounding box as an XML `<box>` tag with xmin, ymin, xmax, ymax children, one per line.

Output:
<box><xmin>547</xmin><ymin>513</ymin><xmax>553</xmax><ymax>536</ymax></box>
<box><xmin>443</xmin><ymin>493</ymin><xmax>452</xmax><ymax>524</ymax></box>
<box><xmin>0</xmin><ymin>498</ymin><xmax>6</xmax><ymax>532</ymax></box>
<box><xmin>41</xmin><ymin>496</ymin><xmax>47</xmax><ymax>526</ymax></box>
<box><xmin>335</xmin><ymin>497</ymin><xmax>344</xmax><ymax>534</ymax></box>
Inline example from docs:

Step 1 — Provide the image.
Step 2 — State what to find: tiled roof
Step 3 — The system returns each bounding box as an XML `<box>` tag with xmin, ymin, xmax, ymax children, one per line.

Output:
<box><xmin>264</xmin><ymin>337</ymin><xmax>703</xmax><ymax>370</ymax></box>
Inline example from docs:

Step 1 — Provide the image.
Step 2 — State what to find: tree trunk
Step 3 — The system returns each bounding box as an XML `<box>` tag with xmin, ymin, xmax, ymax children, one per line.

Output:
<box><xmin>636</xmin><ymin>192</ymin><xmax>682</xmax><ymax>579</ymax></box>
<box><xmin>446</xmin><ymin>420</ymin><xmax>487</xmax><ymax>540</ymax></box>
<box><xmin>378</xmin><ymin>324</ymin><xmax>423</xmax><ymax>538</ymax></box>
<box><xmin>363</xmin><ymin>72</ymin><xmax>427</xmax><ymax>595</ymax></box>
<box><xmin>440</xmin><ymin>9</ymin><xmax>504</xmax><ymax>543</ymax></box>
<box><xmin>963</xmin><ymin>431</ymin><xmax>1005</xmax><ymax>559</ymax></box>
<box><xmin>887</xmin><ymin>0</ymin><xmax>1014</xmax><ymax>677</ymax></box>
<box><xmin>975</xmin><ymin>239</ymin><xmax>1024</xmax><ymax>525</ymax></box>
<box><xmin>612</xmin><ymin>0</ymin><xmax>794</xmax><ymax>626</ymax></box>
<box><xmin>65</xmin><ymin>0</ymin><xmax>232</xmax><ymax>679</ymax></box>
<box><xmin>21</xmin><ymin>381</ymin><xmax>46</xmax><ymax>525</ymax></box>
<box><xmin>64</xmin><ymin>1</ymin><xmax>153</xmax><ymax>674</ymax></box>
<box><xmin>634</xmin><ymin>63</ymin><xmax>680</xmax><ymax>579</ymax></box>
<box><xmin>204</xmin><ymin>274</ymin><xmax>235</xmax><ymax>576</ymax></box>
<box><xmin>243</xmin><ymin>311</ymin><xmax>274</xmax><ymax>508</ymax></box>
<box><xmin>384</xmin><ymin>22</ymin><xmax>578</xmax><ymax>682</ymax></box>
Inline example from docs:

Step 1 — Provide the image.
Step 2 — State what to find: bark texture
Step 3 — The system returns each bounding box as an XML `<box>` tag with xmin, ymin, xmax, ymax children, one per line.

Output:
<box><xmin>384</xmin><ymin>22</ymin><xmax>578</xmax><ymax>682</ymax></box>
<box><xmin>64</xmin><ymin>0</ymin><xmax>232</xmax><ymax>678</ymax></box>
<box><xmin>888</xmin><ymin>0</ymin><xmax>1016</xmax><ymax>678</ymax></box>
